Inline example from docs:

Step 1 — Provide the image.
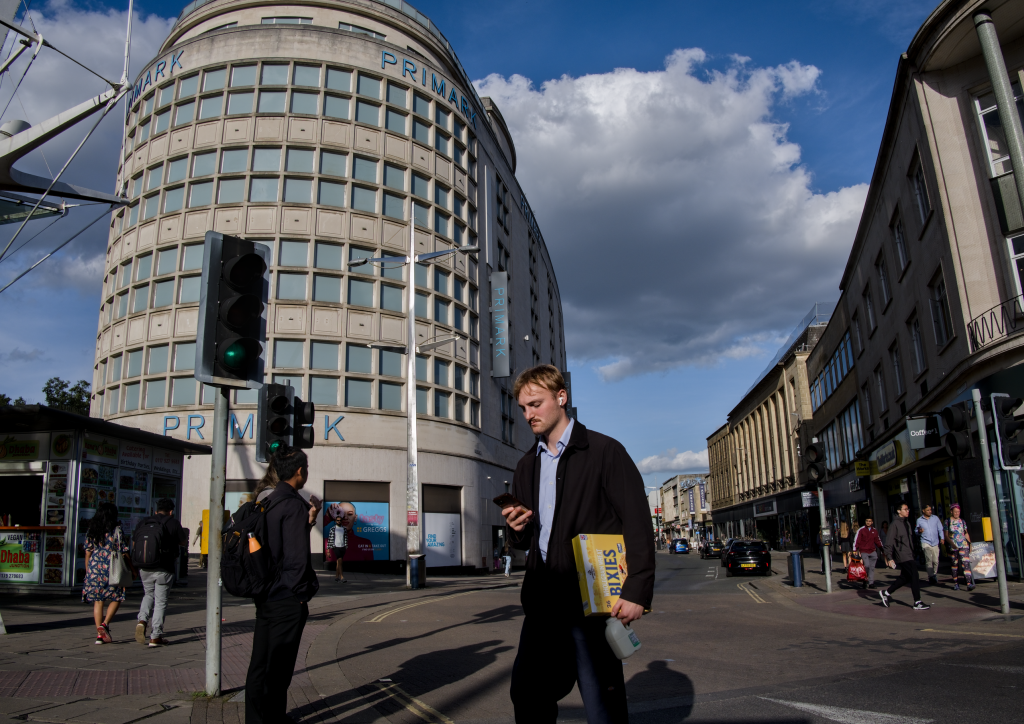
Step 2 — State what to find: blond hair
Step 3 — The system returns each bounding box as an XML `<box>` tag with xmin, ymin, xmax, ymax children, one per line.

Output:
<box><xmin>513</xmin><ymin>364</ymin><xmax>567</xmax><ymax>401</ymax></box>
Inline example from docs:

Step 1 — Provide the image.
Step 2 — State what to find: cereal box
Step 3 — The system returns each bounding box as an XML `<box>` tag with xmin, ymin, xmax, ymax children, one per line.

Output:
<box><xmin>572</xmin><ymin>533</ymin><xmax>628</xmax><ymax>616</ymax></box>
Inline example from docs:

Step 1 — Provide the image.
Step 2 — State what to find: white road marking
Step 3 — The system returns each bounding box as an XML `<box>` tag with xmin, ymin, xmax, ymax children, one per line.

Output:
<box><xmin>705</xmin><ymin>567</ymin><xmax>716</xmax><ymax>578</ymax></box>
<box><xmin>759</xmin><ymin>698</ymin><xmax>933</xmax><ymax>723</ymax></box>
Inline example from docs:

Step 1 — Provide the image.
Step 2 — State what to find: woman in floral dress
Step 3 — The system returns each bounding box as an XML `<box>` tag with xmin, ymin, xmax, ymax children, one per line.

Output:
<box><xmin>946</xmin><ymin>503</ymin><xmax>974</xmax><ymax>591</ymax></box>
<box><xmin>82</xmin><ymin>502</ymin><xmax>131</xmax><ymax>644</ymax></box>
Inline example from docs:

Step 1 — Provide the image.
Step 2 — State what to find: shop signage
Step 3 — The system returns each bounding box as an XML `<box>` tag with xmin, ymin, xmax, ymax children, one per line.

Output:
<box><xmin>152</xmin><ymin>449</ymin><xmax>183</xmax><ymax>477</ymax></box>
<box><xmin>688</xmin><ymin>488</ymin><xmax>695</xmax><ymax>515</ymax></box>
<box><xmin>490</xmin><ymin>271</ymin><xmax>509</xmax><ymax>378</ymax></box>
<box><xmin>0</xmin><ymin>532</ymin><xmax>41</xmax><ymax>581</ymax></box>
<box><xmin>876</xmin><ymin>440</ymin><xmax>902</xmax><ymax>473</ymax></box>
<box><xmin>801</xmin><ymin>491</ymin><xmax>819</xmax><ymax>508</ymax></box>
<box><xmin>753</xmin><ymin>498</ymin><xmax>777</xmax><ymax>518</ymax></box>
<box><xmin>0</xmin><ymin>435</ymin><xmax>41</xmax><ymax>461</ymax></box>
<box><xmin>698</xmin><ymin>481</ymin><xmax>708</xmax><ymax>512</ymax></box>
<box><xmin>82</xmin><ymin>434</ymin><xmax>119</xmax><ymax>463</ymax></box>
<box><xmin>424</xmin><ymin>512</ymin><xmax>462</xmax><ymax>567</ymax></box>
<box><xmin>119</xmin><ymin>443</ymin><xmax>153</xmax><ymax>471</ymax></box>
<box><xmin>849</xmin><ymin>479</ymin><xmax>862</xmax><ymax>493</ymax></box>
<box><xmin>907</xmin><ymin>416</ymin><xmax>940</xmax><ymax>450</ymax></box>
<box><xmin>854</xmin><ymin>460</ymin><xmax>877</xmax><ymax>476</ymax></box>
<box><xmin>380</xmin><ymin>52</ymin><xmax>478</xmax><ymax>128</ymax></box>
<box><xmin>129</xmin><ymin>50</ymin><xmax>184</xmax><ymax>109</ymax></box>
<box><xmin>161</xmin><ymin>412</ymin><xmax>344</xmax><ymax>441</ymax></box>
<box><xmin>50</xmin><ymin>432</ymin><xmax>73</xmax><ymax>458</ymax></box>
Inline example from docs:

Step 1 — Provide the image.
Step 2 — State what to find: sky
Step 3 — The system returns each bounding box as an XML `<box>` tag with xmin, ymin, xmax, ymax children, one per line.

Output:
<box><xmin>0</xmin><ymin>0</ymin><xmax>939</xmax><ymax>489</ymax></box>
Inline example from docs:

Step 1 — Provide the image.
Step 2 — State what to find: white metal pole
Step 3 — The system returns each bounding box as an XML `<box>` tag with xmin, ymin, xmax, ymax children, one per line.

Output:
<box><xmin>406</xmin><ymin>201</ymin><xmax>422</xmax><ymax>587</ymax></box>
<box><xmin>115</xmin><ymin>0</ymin><xmax>133</xmax><ymax>196</ymax></box>
<box><xmin>205</xmin><ymin>386</ymin><xmax>228</xmax><ymax>695</ymax></box>
<box><xmin>971</xmin><ymin>388</ymin><xmax>1011</xmax><ymax>615</ymax></box>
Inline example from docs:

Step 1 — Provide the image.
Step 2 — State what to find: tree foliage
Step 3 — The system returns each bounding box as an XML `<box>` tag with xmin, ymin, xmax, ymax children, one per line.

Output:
<box><xmin>0</xmin><ymin>393</ymin><xmax>28</xmax><ymax>406</ymax></box>
<box><xmin>42</xmin><ymin>377</ymin><xmax>91</xmax><ymax>416</ymax></box>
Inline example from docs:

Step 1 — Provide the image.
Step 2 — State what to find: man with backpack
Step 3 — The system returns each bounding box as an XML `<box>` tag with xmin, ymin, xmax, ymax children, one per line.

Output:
<box><xmin>133</xmin><ymin>498</ymin><xmax>187</xmax><ymax>647</ymax></box>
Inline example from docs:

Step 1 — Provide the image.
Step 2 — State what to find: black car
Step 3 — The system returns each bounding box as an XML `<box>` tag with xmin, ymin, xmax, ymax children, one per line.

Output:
<box><xmin>700</xmin><ymin>539</ymin><xmax>724</xmax><ymax>559</ymax></box>
<box><xmin>723</xmin><ymin>539</ymin><xmax>772</xmax><ymax>576</ymax></box>
<box><xmin>720</xmin><ymin>538</ymin><xmax>736</xmax><ymax>567</ymax></box>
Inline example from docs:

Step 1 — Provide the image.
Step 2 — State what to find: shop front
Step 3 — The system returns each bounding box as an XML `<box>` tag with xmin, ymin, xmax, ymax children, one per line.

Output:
<box><xmin>0</xmin><ymin>405</ymin><xmax>209</xmax><ymax>592</ymax></box>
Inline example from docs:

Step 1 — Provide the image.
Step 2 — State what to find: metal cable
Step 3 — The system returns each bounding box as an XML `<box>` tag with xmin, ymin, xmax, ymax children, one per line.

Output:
<box><xmin>0</xmin><ymin>210</ymin><xmax>63</xmax><ymax>264</ymax></box>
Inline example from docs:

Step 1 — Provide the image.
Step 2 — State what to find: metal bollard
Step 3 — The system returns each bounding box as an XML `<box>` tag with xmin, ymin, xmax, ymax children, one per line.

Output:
<box><xmin>788</xmin><ymin>551</ymin><xmax>804</xmax><ymax>587</ymax></box>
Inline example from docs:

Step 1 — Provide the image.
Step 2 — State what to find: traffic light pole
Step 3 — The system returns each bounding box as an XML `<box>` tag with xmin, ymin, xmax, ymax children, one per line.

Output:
<box><xmin>816</xmin><ymin>482</ymin><xmax>832</xmax><ymax>594</ymax></box>
<box><xmin>205</xmin><ymin>386</ymin><xmax>229</xmax><ymax>695</ymax></box>
<box><xmin>971</xmin><ymin>388</ymin><xmax>1011</xmax><ymax>615</ymax></box>
<box><xmin>406</xmin><ymin>286</ymin><xmax>423</xmax><ymax>588</ymax></box>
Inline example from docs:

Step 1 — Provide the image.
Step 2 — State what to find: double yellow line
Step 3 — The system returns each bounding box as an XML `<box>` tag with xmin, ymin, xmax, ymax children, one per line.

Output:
<box><xmin>374</xmin><ymin>681</ymin><xmax>454</xmax><ymax>723</ymax></box>
<box><xmin>366</xmin><ymin>589</ymin><xmax>480</xmax><ymax>623</ymax></box>
<box><xmin>737</xmin><ymin>582</ymin><xmax>768</xmax><ymax>603</ymax></box>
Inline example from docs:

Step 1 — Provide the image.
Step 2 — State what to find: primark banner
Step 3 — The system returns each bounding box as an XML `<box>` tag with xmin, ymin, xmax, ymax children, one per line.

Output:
<box><xmin>490</xmin><ymin>271</ymin><xmax>510</xmax><ymax>378</ymax></box>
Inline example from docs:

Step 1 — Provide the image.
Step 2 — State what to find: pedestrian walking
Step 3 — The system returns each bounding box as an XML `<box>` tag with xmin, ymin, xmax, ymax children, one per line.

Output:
<box><xmin>839</xmin><ymin>520</ymin><xmax>852</xmax><ymax>570</ymax></box>
<box><xmin>82</xmin><ymin>502</ymin><xmax>132</xmax><ymax>644</ymax></box>
<box><xmin>245</xmin><ymin>447</ymin><xmax>321</xmax><ymax>724</ymax></box>
<box><xmin>328</xmin><ymin>504</ymin><xmax>353</xmax><ymax>582</ymax></box>
<box><xmin>501</xmin><ymin>365</ymin><xmax>655</xmax><ymax>724</ymax></box>
<box><xmin>916</xmin><ymin>504</ymin><xmax>945</xmax><ymax>585</ymax></box>
<box><xmin>134</xmin><ymin>499</ymin><xmax>187</xmax><ymax>647</ymax></box>
<box><xmin>502</xmin><ymin>544</ymin><xmax>512</xmax><ymax>577</ymax></box>
<box><xmin>945</xmin><ymin>503</ymin><xmax>974</xmax><ymax>591</ymax></box>
<box><xmin>853</xmin><ymin>517</ymin><xmax>884</xmax><ymax>589</ymax></box>
<box><xmin>880</xmin><ymin>502</ymin><xmax>929</xmax><ymax>610</ymax></box>
<box><xmin>193</xmin><ymin>520</ymin><xmax>206</xmax><ymax>569</ymax></box>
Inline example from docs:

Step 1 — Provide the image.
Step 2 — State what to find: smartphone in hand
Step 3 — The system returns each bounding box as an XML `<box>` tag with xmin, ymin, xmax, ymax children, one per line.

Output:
<box><xmin>493</xmin><ymin>493</ymin><xmax>525</xmax><ymax>510</ymax></box>
<box><xmin>308</xmin><ymin>493</ymin><xmax>322</xmax><ymax>510</ymax></box>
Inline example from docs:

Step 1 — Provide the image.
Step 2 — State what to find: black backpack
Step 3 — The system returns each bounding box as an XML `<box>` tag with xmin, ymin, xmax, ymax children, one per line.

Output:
<box><xmin>131</xmin><ymin>515</ymin><xmax>173</xmax><ymax>569</ymax></box>
<box><xmin>221</xmin><ymin>498</ymin><xmax>280</xmax><ymax>598</ymax></box>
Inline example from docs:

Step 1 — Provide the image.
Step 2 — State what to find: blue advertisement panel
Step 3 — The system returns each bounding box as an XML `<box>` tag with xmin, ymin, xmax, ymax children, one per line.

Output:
<box><xmin>324</xmin><ymin>501</ymin><xmax>390</xmax><ymax>562</ymax></box>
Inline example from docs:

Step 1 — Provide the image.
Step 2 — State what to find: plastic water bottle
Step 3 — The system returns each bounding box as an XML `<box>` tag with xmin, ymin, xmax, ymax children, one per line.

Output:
<box><xmin>605</xmin><ymin>617</ymin><xmax>641</xmax><ymax>659</ymax></box>
<box><xmin>248</xmin><ymin>532</ymin><xmax>262</xmax><ymax>554</ymax></box>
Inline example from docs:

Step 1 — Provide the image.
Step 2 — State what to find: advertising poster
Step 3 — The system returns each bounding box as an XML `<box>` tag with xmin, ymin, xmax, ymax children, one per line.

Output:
<box><xmin>47</xmin><ymin>463</ymin><xmax>69</xmax><ymax>511</ymax></box>
<box><xmin>50</xmin><ymin>432</ymin><xmax>73</xmax><ymax>459</ymax></box>
<box><xmin>0</xmin><ymin>433</ymin><xmax>47</xmax><ymax>461</ymax></box>
<box><xmin>0</xmin><ymin>532</ymin><xmax>42</xmax><ymax>582</ymax></box>
<box><xmin>424</xmin><ymin>512</ymin><xmax>461</xmax><ymax>567</ymax></box>
<box><xmin>119</xmin><ymin>443</ymin><xmax>153</xmax><ymax>471</ymax></box>
<box><xmin>82</xmin><ymin>434</ymin><xmax>119</xmax><ymax>464</ymax></box>
<box><xmin>323</xmin><ymin>502</ymin><xmax>388</xmax><ymax>561</ymax></box>
<box><xmin>44</xmin><ymin>532</ymin><xmax>65</xmax><ymax>584</ymax></box>
<box><xmin>152</xmin><ymin>449</ymin><xmax>183</xmax><ymax>477</ymax></box>
<box><xmin>970</xmin><ymin>541</ymin><xmax>997</xmax><ymax>579</ymax></box>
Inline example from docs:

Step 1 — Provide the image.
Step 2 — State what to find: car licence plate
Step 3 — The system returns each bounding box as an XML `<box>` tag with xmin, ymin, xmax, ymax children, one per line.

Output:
<box><xmin>741</xmin><ymin>563</ymin><xmax>756</xmax><ymax>568</ymax></box>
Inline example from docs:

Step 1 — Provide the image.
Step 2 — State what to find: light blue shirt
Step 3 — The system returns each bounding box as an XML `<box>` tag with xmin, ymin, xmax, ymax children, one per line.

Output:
<box><xmin>916</xmin><ymin>514</ymin><xmax>945</xmax><ymax>547</ymax></box>
<box><xmin>536</xmin><ymin>418</ymin><xmax>574</xmax><ymax>562</ymax></box>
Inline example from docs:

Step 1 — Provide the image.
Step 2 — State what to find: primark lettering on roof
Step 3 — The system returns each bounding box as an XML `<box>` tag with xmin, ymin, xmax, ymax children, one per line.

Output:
<box><xmin>381</xmin><ymin>52</ymin><xmax>478</xmax><ymax>128</ymax></box>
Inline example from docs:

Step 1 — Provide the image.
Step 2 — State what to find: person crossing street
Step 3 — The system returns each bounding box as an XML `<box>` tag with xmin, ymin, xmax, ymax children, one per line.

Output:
<box><xmin>881</xmin><ymin>502</ymin><xmax>929</xmax><ymax>610</ymax></box>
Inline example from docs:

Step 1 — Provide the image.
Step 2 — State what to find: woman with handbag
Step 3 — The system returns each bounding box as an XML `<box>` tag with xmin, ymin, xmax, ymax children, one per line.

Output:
<box><xmin>81</xmin><ymin>502</ymin><xmax>132</xmax><ymax>644</ymax></box>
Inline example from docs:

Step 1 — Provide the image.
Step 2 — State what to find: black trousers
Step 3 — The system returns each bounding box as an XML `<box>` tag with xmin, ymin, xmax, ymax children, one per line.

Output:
<box><xmin>886</xmin><ymin>560</ymin><xmax>921</xmax><ymax>602</ymax></box>
<box><xmin>510</xmin><ymin>616</ymin><xmax>628</xmax><ymax>724</ymax></box>
<box><xmin>245</xmin><ymin>595</ymin><xmax>309</xmax><ymax>724</ymax></box>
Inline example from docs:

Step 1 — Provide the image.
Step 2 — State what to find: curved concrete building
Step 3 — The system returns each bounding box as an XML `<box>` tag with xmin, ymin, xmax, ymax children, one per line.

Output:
<box><xmin>93</xmin><ymin>0</ymin><xmax>565</xmax><ymax>570</ymax></box>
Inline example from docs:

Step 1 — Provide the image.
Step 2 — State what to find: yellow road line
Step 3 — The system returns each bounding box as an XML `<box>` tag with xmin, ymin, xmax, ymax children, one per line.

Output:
<box><xmin>366</xmin><ymin>589</ymin><xmax>479</xmax><ymax>622</ymax></box>
<box><xmin>375</xmin><ymin>682</ymin><xmax>454</xmax><ymax>723</ymax></box>
<box><xmin>737</xmin><ymin>582</ymin><xmax>768</xmax><ymax>604</ymax></box>
<box><xmin>920</xmin><ymin>628</ymin><xmax>1024</xmax><ymax>639</ymax></box>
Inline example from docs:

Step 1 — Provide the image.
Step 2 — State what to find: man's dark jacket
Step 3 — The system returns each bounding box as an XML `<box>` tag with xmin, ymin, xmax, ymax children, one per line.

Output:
<box><xmin>509</xmin><ymin>421</ymin><xmax>655</xmax><ymax>620</ymax></box>
<box><xmin>138</xmin><ymin>513</ymin><xmax>186</xmax><ymax>574</ymax></box>
<box><xmin>884</xmin><ymin>516</ymin><xmax>916</xmax><ymax>565</ymax></box>
<box><xmin>263</xmin><ymin>483</ymin><xmax>319</xmax><ymax>603</ymax></box>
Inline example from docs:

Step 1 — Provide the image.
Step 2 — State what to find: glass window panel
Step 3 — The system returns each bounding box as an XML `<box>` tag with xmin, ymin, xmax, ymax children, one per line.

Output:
<box><xmin>413</xmin><ymin>203</ymin><xmax>428</xmax><ymax>228</ymax></box>
<box><xmin>434</xmin><ymin>186</ymin><xmax>448</xmax><ymax>209</ymax></box>
<box><xmin>192</xmin><ymin>152</ymin><xmax>216</xmax><ymax>177</ymax></box>
<box><xmin>346</xmin><ymin>344</ymin><xmax>372</xmax><ymax>373</ymax></box>
<box><xmin>380</xmin><ymin>382</ymin><xmax>402</xmax><ymax>411</ymax></box>
<box><xmin>434</xmin><ymin>390</ymin><xmax>449</xmax><ymax>417</ymax></box>
<box><xmin>252</xmin><ymin>148</ymin><xmax>281</xmax><ymax>171</ymax></box>
<box><xmin>115</xmin><ymin>292</ymin><xmax>129</xmax><ymax>319</ymax></box>
<box><xmin>145</xmin><ymin>379</ymin><xmax>166</xmax><ymax>408</ymax></box>
<box><xmin>179</xmin><ymin>276</ymin><xmax>201</xmax><ymax>303</ymax></box>
<box><xmin>453</xmin><ymin>307</ymin><xmax>464</xmax><ymax>331</ymax></box>
<box><xmin>383</xmin><ymin>163</ymin><xmax>405</xmax><ymax>190</ymax></box>
<box><xmin>152</xmin><ymin>279</ymin><xmax>174</xmax><ymax>307</ymax></box>
<box><xmin>280</xmin><ymin>240</ymin><xmax>308</xmax><ymax>266</ymax></box>
<box><xmin>158</xmin><ymin>84</ymin><xmax>174</xmax><ymax>107</ymax></box>
<box><xmin>357</xmin><ymin>74</ymin><xmax>380</xmax><ymax>99</ymax></box>
<box><xmin>434</xmin><ymin>269</ymin><xmax>449</xmax><ymax>295</ymax></box>
<box><xmin>355</xmin><ymin>100</ymin><xmax>379</xmax><ymax>126</ymax></box>
<box><xmin>219</xmin><ymin>149</ymin><xmax>247</xmax><ymax>173</ymax></box>
<box><xmin>283</xmin><ymin>177</ymin><xmax>312</xmax><ymax>203</ymax></box>
<box><xmin>309</xmin><ymin>377</ymin><xmax>338</xmax><ymax>405</ymax></box>
<box><xmin>380</xmin><ymin>349</ymin><xmax>402</xmax><ymax>377</ymax></box>
<box><xmin>351</xmin><ymin>185</ymin><xmax>376</xmax><ymax>212</ymax></box>
<box><xmin>385</xmin><ymin>108</ymin><xmax>406</xmax><ymax>133</ymax></box>
<box><xmin>411</xmin><ymin>173</ymin><xmax>429</xmax><ymax>200</ymax></box>
<box><xmin>153</xmin><ymin>109</ymin><xmax>170</xmax><ymax>134</ymax></box>
<box><xmin>227</xmin><ymin>91</ymin><xmax>254</xmax><ymax>115</ymax></box>
<box><xmin>434</xmin><ymin>133</ymin><xmax>449</xmax><ymax>155</ymax></box>
<box><xmin>417</xmin><ymin>387</ymin><xmax>428</xmax><ymax>413</ymax></box>
<box><xmin>136</xmin><ymin>253</ymin><xmax>152</xmax><ymax>280</ymax></box>
<box><xmin>182</xmin><ymin>243</ymin><xmax>204</xmax><ymax>271</ymax></box>
<box><xmin>311</xmin><ymin>341</ymin><xmax>340</xmax><ymax>370</ymax></box>
<box><xmin>166</xmin><ymin>157</ymin><xmax>188</xmax><ymax>183</ymax></box>
<box><xmin>142</xmin><ymin>194</ymin><xmax>160</xmax><ymax>220</ymax></box>
<box><xmin>218</xmin><ymin>178</ymin><xmax>245</xmax><ymax>203</ymax></box>
<box><xmin>312</xmin><ymin>274</ymin><xmax>341</xmax><ymax>302</ymax></box>
<box><xmin>277</xmin><ymin>273</ymin><xmax>306</xmax><ymax>300</ymax></box>
<box><xmin>293</xmin><ymin>65</ymin><xmax>321</xmax><ymax>87</ymax></box>
<box><xmin>415</xmin><ymin>263</ymin><xmax>428</xmax><ymax>287</ymax></box>
<box><xmin>434</xmin><ymin>211</ymin><xmax>448</xmax><ymax>237</ymax></box>
<box><xmin>315</xmin><ymin>242</ymin><xmax>343</xmax><ymax>270</ymax></box>
<box><xmin>412</xmin><ymin>119</ymin><xmax>429</xmax><ymax>144</ymax></box>
<box><xmin>415</xmin><ymin>291</ymin><xmax>428</xmax><ymax>318</ymax></box>
<box><xmin>171</xmin><ymin>377</ymin><xmax>197</xmax><ymax>406</ymax></box>
<box><xmin>413</xmin><ymin>92</ymin><xmax>429</xmax><ymax>117</ymax></box>
<box><xmin>349</xmin><ymin>247</ymin><xmax>375</xmax><ymax>275</ymax></box>
<box><xmin>348</xmin><ymin>278</ymin><xmax>373</xmax><ymax>306</ymax></box>
<box><xmin>128</xmin><ymin>204</ymin><xmax>139</xmax><ymax>227</ymax></box>
<box><xmin>261</xmin><ymin>64</ymin><xmax>289</xmax><ymax>85</ymax></box>
<box><xmin>323</xmin><ymin>94</ymin><xmax>349</xmax><ymax>119</ymax></box>
<box><xmin>383</xmin><ymin>193</ymin><xmax>404</xmax><ymax>220</ymax></box>
<box><xmin>318</xmin><ymin>180</ymin><xmax>346</xmax><ymax>207</ymax></box>
<box><xmin>380</xmin><ymin>284</ymin><xmax>403</xmax><ymax>311</ymax></box>
<box><xmin>453</xmin><ymin>365</ymin><xmax>465</xmax><ymax>391</ymax></box>
<box><xmin>290</xmin><ymin>91</ymin><xmax>318</xmax><ymax>114</ymax></box>
<box><xmin>199</xmin><ymin>95</ymin><xmax>222</xmax><ymax>119</ymax></box>
<box><xmin>109</xmin><ymin>355</ymin><xmax>123</xmax><ymax>383</ymax></box>
<box><xmin>173</xmin><ymin>341</ymin><xmax>197</xmax><ymax>371</ymax></box>
<box><xmin>346</xmin><ymin>378</ymin><xmax>372</xmax><ymax>408</ymax></box>
<box><xmin>434</xmin><ymin>359</ymin><xmax>449</xmax><ymax>386</ymax></box>
<box><xmin>416</xmin><ymin>355</ymin><xmax>428</xmax><ymax>381</ymax></box>
<box><xmin>381</xmin><ymin>260</ymin><xmax>403</xmax><ymax>281</ymax></box>
<box><xmin>274</xmin><ymin>339</ymin><xmax>304</xmax><ymax>367</ymax></box>
<box><xmin>352</xmin><ymin>157</ymin><xmax>377</xmax><ymax>183</ymax></box>
<box><xmin>174</xmin><ymin>101</ymin><xmax>195</xmax><ymax>126</ymax></box>
<box><xmin>162</xmin><ymin>186</ymin><xmax>184</xmax><ymax>213</ymax></box>
<box><xmin>146</xmin><ymin>165</ymin><xmax>162</xmax><ymax>191</ymax></box>
<box><xmin>286</xmin><ymin>148</ymin><xmax>314</xmax><ymax>173</ymax></box>
<box><xmin>230</xmin><ymin>65</ymin><xmax>256</xmax><ymax>87</ymax></box>
<box><xmin>257</xmin><ymin>91</ymin><xmax>286</xmax><ymax>113</ymax></box>
<box><xmin>126</xmin><ymin>350</ymin><xmax>143</xmax><ymax>378</ymax></box>
<box><xmin>148</xmin><ymin>345</ymin><xmax>169</xmax><ymax>374</ymax></box>
<box><xmin>123</xmin><ymin>382</ymin><xmax>140</xmax><ymax>411</ymax></box>
<box><xmin>250</xmin><ymin>177</ymin><xmax>279</xmax><ymax>202</ymax></box>
<box><xmin>178</xmin><ymin>74</ymin><xmax>199</xmax><ymax>98</ymax></box>
<box><xmin>434</xmin><ymin>298</ymin><xmax>449</xmax><ymax>324</ymax></box>
<box><xmin>320</xmin><ymin>150</ymin><xmax>346</xmax><ymax>176</ymax></box>
<box><xmin>454</xmin><ymin>278</ymin><xmax>465</xmax><ymax>302</ymax></box>
<box><xmin>188</xmin><ymin>181</ymin><xmax>213</xmax><ymax>207</ymax></box>
<box><xmin>326</xmin><ymin>68</ymin><xmax>351</xmax><ymax>92</ymax></box>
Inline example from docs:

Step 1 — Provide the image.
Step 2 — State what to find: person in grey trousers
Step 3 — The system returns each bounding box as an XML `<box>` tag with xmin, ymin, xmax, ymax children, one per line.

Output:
<box><xmin>880</xmin><ymin>502</ymin><xmax>930</xmax><ymax>610</ymax></box>
<box><xmin>135</xmin><ymin>499</ymin><xmax>187</xmax><ymax>646</ymax></box>
<box><xmin>853</xmin><ymin>517</ymin><xmax>884</xmax><ymax>589</ymax></box>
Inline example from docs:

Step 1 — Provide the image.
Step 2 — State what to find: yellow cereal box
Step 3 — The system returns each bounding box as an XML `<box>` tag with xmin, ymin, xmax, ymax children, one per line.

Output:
<box><xmin>573</xmin><ymin>533</ymin><xmax>628</xmax><ymax>616</ymax></box>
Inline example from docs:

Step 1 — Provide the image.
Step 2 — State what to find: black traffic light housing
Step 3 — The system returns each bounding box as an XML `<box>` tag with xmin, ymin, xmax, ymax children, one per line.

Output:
<box><xmin>805</xmin><ymin>442</ymin><xmax>825</xmax><ymax>485</ymax></box>
<box><xmin>256</xmin><ymin>383</ymin><xmax>316</xmax><ymax>463</ymax></box>
<box><xmin>195</xmin><ymin>232</ymin><xmax>269</xmax><ymax>388</ymax></box>
<box><xmin>940</xmin><ymin>401</ymin><xmax>975</xmax><ymax>459</ymax></box>
<box><xmin>991</xmin><ymin>393</ymin><xmax>1024</xmax><ymax>470</ymax></box>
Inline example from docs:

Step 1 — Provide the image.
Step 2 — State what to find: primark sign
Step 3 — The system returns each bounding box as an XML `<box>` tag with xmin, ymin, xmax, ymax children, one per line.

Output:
<box><xmin>160</xmin><ymin>412</ymin><xmax>345</xmax><ymax>442</ymax></box>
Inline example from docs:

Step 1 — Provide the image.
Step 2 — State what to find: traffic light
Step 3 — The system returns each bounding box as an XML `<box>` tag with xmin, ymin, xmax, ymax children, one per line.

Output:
<box><xmin>256</xmin><ymin>384</ymin><xmax>316</xmax><ymax>463</ymax></box>
<box><xmin>805</xmin><ymin>442</ymin><xmax>825</xmax><ymax>485</ymax></box>
<box><xmin>940</xmin><ymin>401</ymin><xmax>975</xmax><ymax>459</ymax></box>
<box><xmin>991</xmin><ymin>394</ymin><xmax>1024</xmax><ymax>470</ymax></box>
<box><xmin>195</xmin><ymin>232</ymin><xmax>269</xmax><ymax>388</ymax></box>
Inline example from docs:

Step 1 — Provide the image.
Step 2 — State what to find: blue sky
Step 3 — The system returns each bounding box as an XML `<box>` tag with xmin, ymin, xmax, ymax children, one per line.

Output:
<box><xmin>0</xmin><ymin>0</ymin><xmax>937</xmax><ymax>489</ymax></box>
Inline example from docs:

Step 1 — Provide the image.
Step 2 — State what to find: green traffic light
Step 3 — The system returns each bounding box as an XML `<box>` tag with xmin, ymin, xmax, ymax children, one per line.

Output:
<box><xmin>222</xmin><ymin>341</ymin><xmax>247</xmax><ymax>370</ymax></box>
<box><xmin>268</xmin><ymin>440</ymin><xmax>284</xmax><ymax>454</ymax></box>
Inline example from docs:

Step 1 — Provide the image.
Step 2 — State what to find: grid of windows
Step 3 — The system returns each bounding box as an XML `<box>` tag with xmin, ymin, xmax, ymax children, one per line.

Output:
<box><xmin>815</xmin><ymin>399</ymin><xmax>864</xmax><ymax>471</ymax></box>
<box><xmin>809</xmin><ymin>332</ymin><xmax>854</xmax><ymax>412</ymax></box>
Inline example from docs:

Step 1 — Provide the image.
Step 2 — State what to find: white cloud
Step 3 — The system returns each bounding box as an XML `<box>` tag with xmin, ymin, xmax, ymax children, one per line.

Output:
<box><xmin>475</xmin><ymin>50</ymin><xmax>867</xmax><ymax>381</ymax></box>
<box><xmin>636</xmin><ymin>448</ymin><xmax>709</xmax><ymax>475</ymax></box>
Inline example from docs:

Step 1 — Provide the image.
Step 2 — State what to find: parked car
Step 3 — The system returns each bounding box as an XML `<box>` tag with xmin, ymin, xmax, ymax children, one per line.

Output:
<box><xmin>700</xmin><ymin>539</ymin><xmax>724</xmax><ymax>559</ymax></box>
<box><xmin>723</xmin><ymin>539</ymin><xmax>772</xmax><ymax>576</ymax></box>
<box><xmin>721</xmin><ymin>538</ymin><xmax>736</xmax><ymax>567</ymax></box>
<box><xmin>672</xmin><ymin>539</ymin><xmax>689</xmax><ymax>554</ymax></box>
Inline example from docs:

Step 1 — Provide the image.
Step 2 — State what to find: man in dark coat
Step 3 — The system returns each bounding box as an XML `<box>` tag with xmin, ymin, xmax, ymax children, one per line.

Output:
<box><xmin>881</xmin><ymin>501</ymin><xmax>929</xmax><ymax>610</ymax></box>
<box><xmin>502</xmin><ymin>365</ymin><xmax>655</xmax><ymax>723</ymax></box>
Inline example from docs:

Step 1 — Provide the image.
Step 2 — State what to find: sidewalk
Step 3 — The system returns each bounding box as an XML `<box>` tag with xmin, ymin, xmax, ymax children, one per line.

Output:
<box><xmin>0</xmin><ymin>563</ymin><xmax>521</xmax><ymax>724</ymax></box>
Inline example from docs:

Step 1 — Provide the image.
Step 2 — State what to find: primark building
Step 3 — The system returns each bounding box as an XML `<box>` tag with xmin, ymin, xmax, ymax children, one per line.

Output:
<box><xmin>91</xmin><ymin>0</ymin><xmax>565</xmax><ymax>571</ymax></box>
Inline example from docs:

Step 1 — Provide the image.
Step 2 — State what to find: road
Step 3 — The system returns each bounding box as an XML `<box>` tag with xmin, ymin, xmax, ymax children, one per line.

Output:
<box><xmin>325</xmin><ymin>549</ymin><xmax>1024</xmax><ymax>723</ymax></box>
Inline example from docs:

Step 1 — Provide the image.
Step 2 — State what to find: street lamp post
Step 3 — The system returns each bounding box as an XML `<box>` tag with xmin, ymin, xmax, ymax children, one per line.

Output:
<box><xmin>348</xmin><ymin>205</ymin><xmax>479</xmax><ymax>588</ymax></box>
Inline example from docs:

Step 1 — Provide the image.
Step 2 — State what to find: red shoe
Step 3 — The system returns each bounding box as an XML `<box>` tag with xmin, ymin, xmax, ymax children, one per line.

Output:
<box><xmin>97</xmin><ymin>623</ymin><xmax>112</xmax><ymax>644</ymax></box>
